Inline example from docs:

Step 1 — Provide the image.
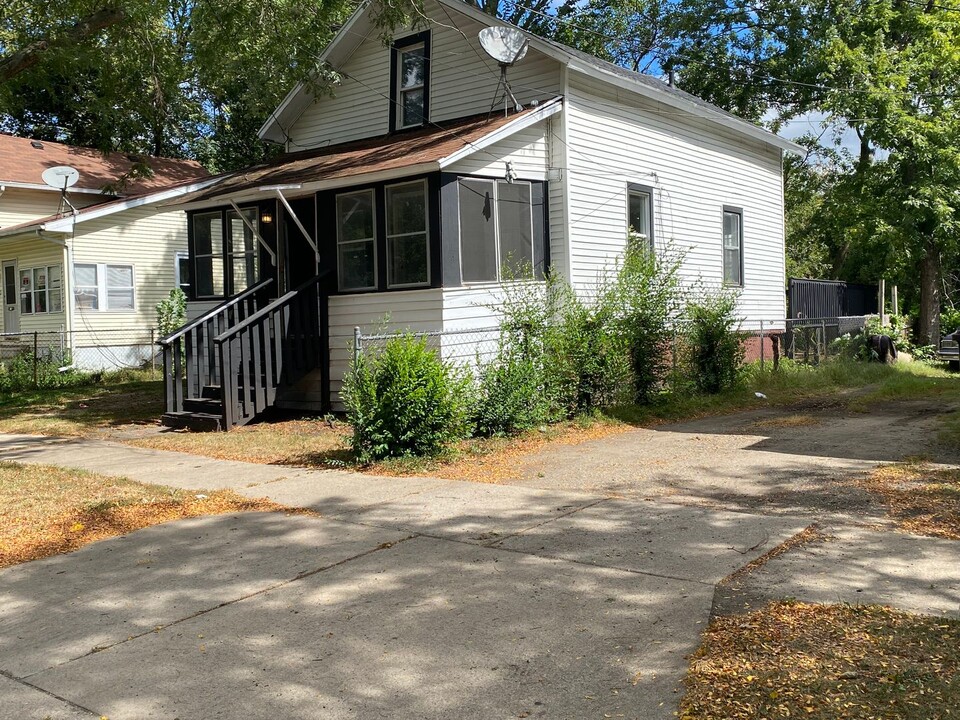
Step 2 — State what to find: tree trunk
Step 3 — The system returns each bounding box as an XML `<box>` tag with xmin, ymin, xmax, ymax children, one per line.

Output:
<box><xmin>918</xmin><ymin>240</ymin><xmax>941</xmax><ymax>345</ymax></box>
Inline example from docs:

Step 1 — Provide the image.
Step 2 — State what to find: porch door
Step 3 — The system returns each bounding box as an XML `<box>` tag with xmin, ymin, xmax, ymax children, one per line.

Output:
<box><xmin>2</xmin><ymin>260</ymin><xmax>18</xmax><ymax>333</ymax></box>
<box><xmin>282</xmin><ymin>197</ymin><xmax>318</xmax><ymax>291</ymax></box>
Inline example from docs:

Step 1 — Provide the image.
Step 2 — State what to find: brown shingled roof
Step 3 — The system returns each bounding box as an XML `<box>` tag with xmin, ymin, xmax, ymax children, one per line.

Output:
<box><xmin>0</xmin><ymin>133</ymin><xmax>209</xmax><ymax>195</ymax></box>
<box><xmin>176</xmin><ymin>106</ymin><xmax>539</xmax><ymax>205</ymax></box>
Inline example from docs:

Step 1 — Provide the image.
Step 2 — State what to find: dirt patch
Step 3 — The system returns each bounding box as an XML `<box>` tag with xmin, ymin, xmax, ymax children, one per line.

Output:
<box><xmin>746</xmin><ymin>413</ymin><xmax>822</xmax><ymax>430</ymax></box>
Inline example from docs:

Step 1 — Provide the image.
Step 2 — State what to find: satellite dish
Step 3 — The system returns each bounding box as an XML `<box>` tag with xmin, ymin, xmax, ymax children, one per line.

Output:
<box><xmin>41</xmin><ymin>166</ymin><xmax>80</xmax><ymax>190</ymax></box>
<box><xmin>479</xmin><ymin>27</ymin><xmax>529</xmax><ymax>66</ymax></box>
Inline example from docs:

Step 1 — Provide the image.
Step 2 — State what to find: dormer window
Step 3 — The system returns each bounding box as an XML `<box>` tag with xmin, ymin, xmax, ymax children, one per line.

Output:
<box><xmin>391</xmin><ymin>32</ymin><xmax>430</xmax><ymax>131</ymax></box>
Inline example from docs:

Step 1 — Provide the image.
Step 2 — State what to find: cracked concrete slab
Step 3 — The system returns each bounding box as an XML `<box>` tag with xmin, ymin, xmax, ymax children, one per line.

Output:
<box><xmin>329</xmin><ymin>481</ymin><xmax>604</xmax><ymax>543</ymax></box>
<box><xmin>28</xmin><ymin>536</ymin><xmax>713</xmax><ymax>720</ymax></box>
<box><xmin>0</xmin><ymin>674</ymin><xmax>95</xmax><ymax>719</ymax></box>
<box><xmin>0</xmin><ymin>513</ymin><xmax>405</xmax><ymax>678</ymax></box>
<box><xmin>717</xmin><ymin>524</ymin><xmax>960</xmax><ymax>617</ymax></box>
<box><xmin>496</xmin><ymin>500</ymin><xmax>809</xmax><ymax>583</ymax></box>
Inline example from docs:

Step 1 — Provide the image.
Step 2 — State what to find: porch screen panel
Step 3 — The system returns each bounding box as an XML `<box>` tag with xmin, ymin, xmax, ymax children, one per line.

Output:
<box><xmin>228</xmin><ymin>209</ymin><xmax>260</xmax><ymax>294</ymax></box>
<box><xmin>194</xmin><ymin>212</ymin><xmax>224</xmax><ymax>298</ymax></box>
<box><xmin>386</xmin><ymin>181</ymin><xmax>428</xmax><ymax>287</ymax></box>
<box><xmin>496</xmin><ymin>181</ymin><xmax>533</xmax><ymax>278</ymax></box>
<box><xmin>337</xmin><ymin>190</ymin><xmax>376</xmax><ymax>291</ymax></box>
<box><xmin>458</xmin><ymin>179</ymin><xmax>497</xmax><ymax>283</ymax></box>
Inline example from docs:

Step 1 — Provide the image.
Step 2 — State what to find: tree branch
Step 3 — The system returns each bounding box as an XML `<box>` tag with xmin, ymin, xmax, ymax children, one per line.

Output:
<box><xmin>0</xmin><ymin>7</ymin><xmax>126</xmax><ymax>84</ymax></box>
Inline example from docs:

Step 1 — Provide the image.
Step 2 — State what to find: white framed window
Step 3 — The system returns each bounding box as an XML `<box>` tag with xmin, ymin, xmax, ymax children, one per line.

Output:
<box><xmin>627</xmin><ymin>183</ymin><xmax>654</xmax><ymax>248</ymax></box>
<box><xmin>336</xmin><ymin>189</ymin><xmax>377</xmax><ymax>291</ymax></box>
<box><xmin>392</xmin><ymin>33</ymin><xmax>429</xmax><ymax>131</ymax></box>
<box><xmin>458</xmin><ymin>178</ymin><xmax>535</xmax><ymax>283</ymax></box>
<box><xmin>722</xmin><ymin>207</ymin><xmax>744</xmax><ymax>287</ymax></box>
<box><xmin>19</xmin><ymin>265</ymin><xmax>63</xmax><ymax>315</ymax></box>
<box><xmin>386</xmin><ymin>180</ymin><xmax>429</xmax><ymax>288</ymax></box>
<box><xmin>175</xmin><ymin>250</ymin><xmax>190</xmax><ymax>295</ymax></box>
<box><xmin>74</xmin><ymin>263</ymin><xmax>136</xmax><ymax>311</ymax></box>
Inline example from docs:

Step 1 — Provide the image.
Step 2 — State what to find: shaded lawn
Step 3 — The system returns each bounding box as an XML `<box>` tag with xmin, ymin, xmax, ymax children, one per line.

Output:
<box><xmin>0</xmin><ymin>380</ymin><xmax>164</xmax><ymax>437</ymax></box>
<box><xmin>0</xmin><ymin>461</ymin><xmax>309</xmax><ymax>569</ymax></box>
<box><xmin>681</xmin><ymin>601</ymin><xmax>960</xmax><ymax>720</ymax></box>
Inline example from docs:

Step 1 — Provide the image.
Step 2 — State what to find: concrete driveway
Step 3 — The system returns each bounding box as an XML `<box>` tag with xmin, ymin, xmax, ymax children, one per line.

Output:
<box><xmin>2</xmin><ymin>395</ymin><xmax>959</xmax><ymax>720</ymax></box>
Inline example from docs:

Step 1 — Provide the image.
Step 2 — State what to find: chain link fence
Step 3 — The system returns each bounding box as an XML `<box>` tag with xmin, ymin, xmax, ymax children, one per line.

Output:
<box><xmin>0</xmin><ymin>328</ymin><xmax>161</xmax><ymax>373</ymax></box>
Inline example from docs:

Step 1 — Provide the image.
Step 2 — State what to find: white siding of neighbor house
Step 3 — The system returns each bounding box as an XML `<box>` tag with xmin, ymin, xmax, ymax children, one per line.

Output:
<box><xmin>287</xmin><ymin>0</ymin><xmax>562</xmax><ymax>150</ymax></box>
<box><xmin>444</xmin><ymin>121</ymin><xmax>550</xmax><ymax>179</ymax></box>
<box><xmin>0</xmin><ymin>235</ymin><xmax>65</xmax><ymax>334</ymax></box>
<box><xmin>69</xmin><ymin>206</ymin><xmax>187</xmax><ymax>338</ymax></box>
<box><xmin>328</xmin><ymin>288</ymin><xmax>444</xmax><ymax>403</ymax></box>
<box><xmin>0</xmin><ymin>187</ymin><xmax>102</xmax><ymax>229</ymax></box>
<box><xmin>564</xmin><ymin>73</ymin><xmax>787</xmax><ymax>327</ymax></box>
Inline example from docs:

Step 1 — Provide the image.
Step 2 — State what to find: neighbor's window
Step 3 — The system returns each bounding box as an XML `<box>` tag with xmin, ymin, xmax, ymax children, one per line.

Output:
<box><xmin>193</xmin><ymin>211</ymin><xmax>224</xmax><ymax>298</ymax></box>
<box><xmin>175</xmin><ymin>251</ymin><xmax>191</xmax><ymax>295</ymax></box>
<box><xmin>386</xmin><ymin>180</ymin><xmax>429</xmax><ymax>287</ymax></box>
<box><xmin>337</xmin><ymin>189</ymin><xmax>377</xmax><ymax>291</ymax></box>
<box><xmin>227</xmin><ymin>208</ymin><xmax>260</xmax><ymax>294</ymax></box>
<box><xmin>20</xmin><ymin>265</ymin><xmax>62</xmax><ymax>314</ymax></box>
<box><xmin>74</xmin><ymin>263</ymin><xmax>134</xmax><ymax>311</ymax></box>
<box><xmin>627</xmin><ymin>184</ymin><xmax>653</xmax><ymax>247</ymax></box>
<box><xmin>458</xmin><ymin>178</ymin><xmax>534</xmax><ymax>283</ymax></box>
<box><xmin>394</xmin><ymin>35</ymin><xmax>429</xmax><ymax>129</ymax></box>
<box><xmin>722</xmin><ymin>207</ymin><xmax>743</xmax><ymax>286</ymax></box>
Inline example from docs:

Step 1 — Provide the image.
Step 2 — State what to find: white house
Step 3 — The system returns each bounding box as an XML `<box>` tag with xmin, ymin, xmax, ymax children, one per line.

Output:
<box><xmin>0</xmin><ymin>134</ymin><xmax>214</xmax><ymax>368</ymax></box>
<box><xmin>160</xmin><ymin>0</ymin><xmax>802</xmax><ymax>430</ymax></box>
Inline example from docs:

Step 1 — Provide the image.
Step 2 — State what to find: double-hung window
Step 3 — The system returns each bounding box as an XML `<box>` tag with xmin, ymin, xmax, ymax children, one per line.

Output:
<box><xmin>193</xmin><ymin>212</ymin><xmax>225</xmax><ymax>298</ymax></box>
<box><xmin>386</xmin><ymin>180</ymin><xmax>429</xmax><ymax>287</ymax></box>
<box><xmin>458</xmin><ymin>178</ymin><xmax>535</xmax><ymax>282</ymax></box>
<box><xmin>722</xmin><ymin>207</ymin><xmax>743</xmax><ymax>286</ymax></box>
<box><xmin>19</xmin><ymin>265</ymin><xmax>62</xmax><ymax>314</ymax></box>
<box><xmin>627</xmin><ymin>184</ymin><xmax>654</xmax><ymax>248</ymax></box>
<box><xmin>337</xmin><ymin>190</ymin><xmax>377</xmax><ymax>291</ymax></box>
<box><xmin>73</xmin><ymin>263</ymin><xmax>135</xmax><ymax>311</ymax></box>
<box><xmin>392</xmin><ymin>33</ymin><xmax>429</xmax><ymax>130</ymax></box>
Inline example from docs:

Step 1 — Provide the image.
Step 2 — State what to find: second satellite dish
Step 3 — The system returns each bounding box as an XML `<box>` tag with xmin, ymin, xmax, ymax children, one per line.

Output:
<box><xmin>479</xmin><ymin>27</ymin><xmax>529</xmax><ymax>66</ymax></box>
<box><xmin>41</xmin><ymin>165</ymin><xmax>80</xmax><ymax>190</ymax></box>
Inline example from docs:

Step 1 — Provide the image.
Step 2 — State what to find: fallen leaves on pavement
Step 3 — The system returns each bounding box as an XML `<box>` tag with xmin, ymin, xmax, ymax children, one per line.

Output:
<box><xmin>855</xmin><ymin>463</ymin><xmax>960</xmax><ymax>540</ymax></box>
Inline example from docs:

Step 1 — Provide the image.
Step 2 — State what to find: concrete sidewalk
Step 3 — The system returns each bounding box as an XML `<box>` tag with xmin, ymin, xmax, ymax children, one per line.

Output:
<box><xmin>1</xmin><ymin>432</ymin><xmax>958</xmax><ymax>719</ymax></box>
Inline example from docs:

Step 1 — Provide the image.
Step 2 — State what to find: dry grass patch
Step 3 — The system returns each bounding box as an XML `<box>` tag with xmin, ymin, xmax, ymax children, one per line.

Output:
<box><xmin>855</xmin><ymin>463</ymin><xmax>960</xmax><ymax>540</ymax></box>
<box><xmin>747</xmin><ymin>413</ymin><xmax>822</xmax><ymax>431</ymax></box>
<box><xmin>681</xmin><ymin>601</ymin><xmax>960</xmax><ymax>720</ymax></box>
<box><xmin>0</xmin><ymin>380</ymin><xmax>163</xmax><ymax>438</ymax></box>
<box><xmin>126</xmin><ymin>417</ymin><xmax>353</xmax><ymax>466</ymax></box>
<box><xmin>0</xmin><ymin>461</ymin><xmax>310</xmax><ymax>568</ymax></box>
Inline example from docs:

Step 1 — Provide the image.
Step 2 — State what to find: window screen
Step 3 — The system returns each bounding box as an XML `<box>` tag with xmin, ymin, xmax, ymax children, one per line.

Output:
<box><xmin>337</xmin><ymin>190</ymin><xmax>376</xmax><ymax>291</ymax></box>
<box><xmin>458</xmin><ymin>179</ymin><xmax>498</xmax><ymax>283</ymax></box>
<box><xmin>386</xmin><ymin>181</ymin><xmax>429</xmax><ymax>287</ymax></box>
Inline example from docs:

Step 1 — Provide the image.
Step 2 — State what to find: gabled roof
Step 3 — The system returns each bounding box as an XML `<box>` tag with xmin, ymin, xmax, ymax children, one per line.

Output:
<box><xmin>0</xmin><ymin>175</ymin><xmax>223</xmax><ymax>240</ymax></box>
<box><xmin>0</xmin><ymin>133</ymin><xmax>209</xmax><ymax>195</ymax></box>
<box><xmin>171</xmin><ymin>99</ymin><xmax>561</xmax><ymax>208</ymax></box>
<box><xmin>259</xmin><ymin>0</ymin><xmax>803</xmax><ymax>155</ymax></box>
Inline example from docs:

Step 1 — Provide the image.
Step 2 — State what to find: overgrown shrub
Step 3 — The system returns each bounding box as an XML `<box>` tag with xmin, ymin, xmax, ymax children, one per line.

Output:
<box><xmin>156</xmin><ymin>288</ymin><xmax>186</xmax><ymax>337</ymax></box>
<box><xmin>683</xmin><ymin>290</ymin><xmax>747</xmax><ymax>393</ymax></box>
<box><xmin>343</xmin><ymin>334</ymin><xmax>472</xmax><ymax>462</ymax></box>
<box><xmin>830</xmin><ymin>332</ymin><xmax>873</xmax><ymax>362</ymax></box>
<box><xmin>472</xmin><ymin>349</ymin><xmax>554</xmax><ymax>436</ymax></box>
<box><xmin>611</xmin><ymin>238</ymin><xmax>684</xmax><ymax>402</ymax></box>
<box><xmin>942</xmin><ymin>308</ymin><xmax>960</xmax><ymax>334</ymax></box>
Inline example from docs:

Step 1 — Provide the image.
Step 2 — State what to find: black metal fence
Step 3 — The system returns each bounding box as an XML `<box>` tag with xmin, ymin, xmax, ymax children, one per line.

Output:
<box><xmin>788</xmin><ymin>278</ymin><xmax>878</xmax><ymax>320</ymax></box>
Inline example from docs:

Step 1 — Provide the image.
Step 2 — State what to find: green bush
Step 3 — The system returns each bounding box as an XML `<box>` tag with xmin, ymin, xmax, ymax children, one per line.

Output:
<box><xmin>830</xmin><ymin>331</ymin><xmax>873</xmax><ymax>362</ymax></box>
<box><xmin>156</xmin><ymin>288</ymin><xmax>187</xmax><ymax>337</ymax></box>
<box><xmin>941</xmin><ymin>308</ymin><xmax>960</xmax><ymax>335</ymax></box>
<box><xmin>683</xmin><ymin>291</ymin><xmax>747</xmax><ymax>393</ymax></box>
<box><xmin>472</xmin><ymin>349</ymin><xmax>554</xmax><ymax>436</ymax></box>
<box><xmin>343</xmin><ymin>334</ymin><xmax>472</xmax><ymax>462</ymax></box>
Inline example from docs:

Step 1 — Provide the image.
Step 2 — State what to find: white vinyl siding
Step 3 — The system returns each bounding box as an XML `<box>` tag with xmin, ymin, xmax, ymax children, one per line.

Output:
<box><xmin>563</xmin><ymin>72</ymin><xmax>787</xmax><ymax>327</ymax></box>
<box><xmin>287</xmin><ymin>0</ymin><xmax>561</xmax><ymax>149</ymax></box>
<box><xmin>0</xmin><ymin>236</ymin><xmax>65</xmax><ymax>333</ymax></box>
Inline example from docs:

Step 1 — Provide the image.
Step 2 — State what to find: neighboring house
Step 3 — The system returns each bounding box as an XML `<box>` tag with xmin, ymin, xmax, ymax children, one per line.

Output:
<box><xmin>161</xmin><ymin>0</ymin><xmax>803</xmax><ymax>430</ymax></box>
<box><xmin>0</xmin><ymin>134</ymin><xmax>213</xmax><ymax>368</ymax></box>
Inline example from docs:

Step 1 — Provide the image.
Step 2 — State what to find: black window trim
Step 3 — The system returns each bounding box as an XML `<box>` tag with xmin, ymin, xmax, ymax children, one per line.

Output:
<box><xmin>385</xmin><ymin>178</ymin><xmax>432</xmax><ymax>290</ymax></box>
<box><xmin>187</xmin><ymin>202</ymin><xmax>272</xmax><ymax>301</ymax></box>
<box><xmin>389</xmin><ymin>30</ymin><xmax>431</xmax><ymax>133</ymax></box>
<box><xmin>722</xmin><ymin>205</ymin><xmax>744</xmax><ymax>288</ymax></box>
<box><xmin>626</xmin><ymin>182</ymin><xmax>655</xmax><ymax>250</ymax></box>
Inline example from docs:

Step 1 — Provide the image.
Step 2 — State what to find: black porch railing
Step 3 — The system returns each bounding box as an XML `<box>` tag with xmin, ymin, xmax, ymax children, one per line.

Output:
<box><xmin>214</xmin><ymin>273</ymin><xmax>329</xmax><ymax>430</ymax></box>
<box><xmin>158</xmin><ymin>278</ymin><xmax>273</xmax><ymax>416</ymax></box>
